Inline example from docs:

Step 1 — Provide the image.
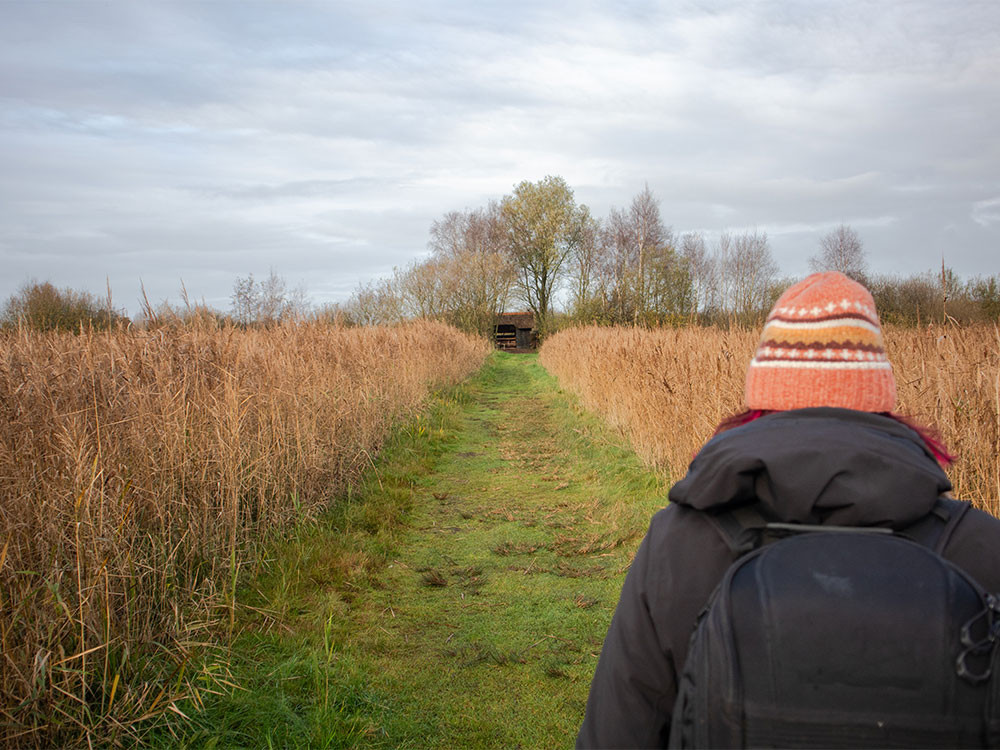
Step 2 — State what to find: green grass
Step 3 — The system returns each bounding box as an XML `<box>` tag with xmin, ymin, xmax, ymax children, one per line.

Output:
<box><xmin>159</xmin><ymin>352</ymin><xmax>670</xmax><ymax>749</ymax></box>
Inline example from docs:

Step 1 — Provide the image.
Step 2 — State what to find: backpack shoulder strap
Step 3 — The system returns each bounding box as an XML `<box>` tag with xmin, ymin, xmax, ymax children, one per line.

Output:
<box><xmin>898</xmin><ymin>496</ymin><xmax>972</xmax><ymax>554</ymax></box>
<box><xmin>706</xmin><ymin>496</ymin><xmax>971</xmax><ymax>557</ymax></box>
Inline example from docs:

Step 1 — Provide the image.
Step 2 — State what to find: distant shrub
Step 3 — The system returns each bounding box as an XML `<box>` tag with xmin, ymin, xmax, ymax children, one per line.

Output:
<box><xmin>969</xmin><ymin>275</ymin><xmax>1000</xmax><ymax>321</ymax></box>
<box><xmin>869</xmin><ymin>274</ymin><xmax>940</xmax><ymax>325</ymax></box>
<box><xmin>868</xmin><ymin>271</ymin><xmax>1000</xmax><ymax>325</ymax></box>
<box><xmin>2</xmin><ymin>281</ymin><xmax>125</xmax><ymax>332</ymax></box>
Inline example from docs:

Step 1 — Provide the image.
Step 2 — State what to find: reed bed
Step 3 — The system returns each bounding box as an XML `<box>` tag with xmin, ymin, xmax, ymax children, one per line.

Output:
<box><xmin>540</xmin><ymin>324</ymin><xmax>1000</xmax><ymax>515</ymax></box>
<box><xmin>0</xmin><ymin>319</ymin><xmax>487</xmax><ymax>747</ymax></box>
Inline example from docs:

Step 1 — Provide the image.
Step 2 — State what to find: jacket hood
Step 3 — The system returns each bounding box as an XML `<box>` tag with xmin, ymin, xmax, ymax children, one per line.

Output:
<box><xmin>668</xmin><ymin>408</ymin><xmax>952</xmax><ymax>528</ymax></box>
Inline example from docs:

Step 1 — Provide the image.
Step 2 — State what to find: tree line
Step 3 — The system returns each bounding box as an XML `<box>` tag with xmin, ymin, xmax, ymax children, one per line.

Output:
<box><xmin>3</xmin><ymin>175</ymin><xmax>997</xmax><ymax>333</ymax></box>
<box><xmin>0</xmin><ymin>270</ymin><xmax>310</xmax><ymax>332</ymax></box>
<box><xmin>335</xmin><ymin>176</ymin><xmax>999</xmax><ymax>333</ymax></box>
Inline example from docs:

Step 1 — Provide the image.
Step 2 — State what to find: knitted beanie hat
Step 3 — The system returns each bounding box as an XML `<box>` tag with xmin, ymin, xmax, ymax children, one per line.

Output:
<box><xmin>745</xmin><ymin>271</ymin><xmax>896</xmax><ymax>412</ymax></box>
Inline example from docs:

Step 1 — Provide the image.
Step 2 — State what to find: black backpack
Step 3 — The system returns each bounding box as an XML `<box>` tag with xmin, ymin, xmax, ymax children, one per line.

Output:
<box><xmin>669</xmin><ymin>498</ymin><xmax>1000</xmax><ymax>748</ymax></box>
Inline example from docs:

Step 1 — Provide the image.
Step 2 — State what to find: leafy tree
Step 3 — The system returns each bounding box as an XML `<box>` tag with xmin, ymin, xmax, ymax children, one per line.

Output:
<box><xmin>500</xmin><ymin>176</ymin><xmax>589</xmax><ymax>337</ymax></box>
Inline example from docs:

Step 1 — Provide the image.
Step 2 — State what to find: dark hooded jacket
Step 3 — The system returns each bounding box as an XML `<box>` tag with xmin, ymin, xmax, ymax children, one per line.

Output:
<box><xmin>577</xmin><ymin>408</ymin><xmax>1000</xmax><ymax>749</ymax></box>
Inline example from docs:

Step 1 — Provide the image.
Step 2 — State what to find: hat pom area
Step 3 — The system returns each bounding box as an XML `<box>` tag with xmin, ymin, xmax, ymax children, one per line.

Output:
<box><xmin>744</xmin><ymin>271</ymin><xmax>896</xmax><ymax>412</ymax></box>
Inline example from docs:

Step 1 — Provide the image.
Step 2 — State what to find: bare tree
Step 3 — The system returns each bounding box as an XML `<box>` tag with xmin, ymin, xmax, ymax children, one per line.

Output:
<box><xmin>420</xmin><ymin>201</ymin><xmax>514</xmax><ymax>336</ymax></box>
<box><xmin>601</xmin><ymin>205</ymin><xmax>636</xmax><ymax>322</ymax></box>
<box><xmin>346</xmin><ymin>277</ymin><xmax>403</xmax><ymax>326</ymax></box>
<box><xmin>447</xmin><ymin>248</ymin><xmax>515</xmax><ymax>336</ymax></box>
<box><xmin>283</xmin><ymin>282</ymin><xmax>311</xmax><ymax>321</ymax></box>
<box><xmin>457</xmin><ymin>202</ymin><xmax>515</xmax><ymax>336</ymax></box>
<box><xmin>258</xmin><ymin>269</ymin><xmax>288</xmax><ymax>323</ymax></box>
<box><xmin>567</xmin><ymin>211</ymin><xmax>604</xmax><ymax>321</ymax></box>
<box><xmin>597</xmin><ymin>186</ymin><xmax>676</xmax><ymax>324</ymax></box>
<box><xmin>644</xmin><ymin>241</ymin><xmax>692</xmax><ymax>323</ymax></box>
<box><xmin>397</xmin><ymin>257</ymin><xmax>449</xmax><ymax>320</ymax></box>
<box><xmin>629</xmin><ymin>184</ymin><xmax>672</xmax><ymax>320</ymax></box>
<box><xmin>718</xmin><ymin>229</ymin><xmax>778</xmax><ymax>321</ymax></box>
<box><xmin>231</xmin><ymin>274</ymin><xmax>259</xmax><ymax>325</ymax></box>
<box><xmin>681</xmin><ymin>231</ymin><xmax>718</xmax><ymax>318</ymax></box>
<box><xmin>428</xmin><ymin>210</ymin><xmax>467</xmax><ymax>258</ymax></box>
<box><xmin>230</xmin><ymin>269</ymin><xmax>307</xmax><ymax>325</ymax></box>
<box><xmin>464</xmin><ymin>201</ymin><xmax>508</xmax><ymax>257</ymax></box>
<box><xmin>810</xmin><ymin>225</ymin><xmax>868</xmax><ymax>282</ymax></box>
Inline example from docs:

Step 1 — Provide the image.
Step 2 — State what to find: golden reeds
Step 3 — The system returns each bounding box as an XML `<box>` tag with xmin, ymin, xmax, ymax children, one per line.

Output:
<box><xmin>540</xmin><ymin>324</ymin><xmax>999</xmax><ymax>515</ymax></box>
<box><xmin>0</xmin><ymin>319</ymin><xmax>487</xmax><ymax>747</ymax></box>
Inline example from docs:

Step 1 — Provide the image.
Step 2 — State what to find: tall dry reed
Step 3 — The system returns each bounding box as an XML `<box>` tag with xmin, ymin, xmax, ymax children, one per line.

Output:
<box><xmin>540</xmin><ymin>324</ymin><xmax>999</xmax><ymax>514</ymax></box>
<box><xmin>0</xmin><ymin>319</ymin><xmax>487</xmax><ymax>747</ymax></box>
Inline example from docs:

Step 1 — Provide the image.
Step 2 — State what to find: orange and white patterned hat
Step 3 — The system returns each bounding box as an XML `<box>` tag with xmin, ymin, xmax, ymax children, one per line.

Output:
<box><xmin>745</xmin><ymin>271</ymin><xmax>896</xmax><ymax>412</ymax></box>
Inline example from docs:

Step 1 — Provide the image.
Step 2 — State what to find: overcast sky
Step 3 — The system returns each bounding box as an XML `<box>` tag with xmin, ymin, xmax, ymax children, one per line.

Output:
<box><xmin>2</xmin><ymin>0</ymin><xmax>998</xmax><ymax>315</ymax></box>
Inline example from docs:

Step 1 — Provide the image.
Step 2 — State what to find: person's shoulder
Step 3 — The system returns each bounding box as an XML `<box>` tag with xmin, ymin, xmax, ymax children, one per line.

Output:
<box><xmin>643</xmin><ymin>503</ymin><xmax>731</xmax><ymax>567</ymax></box>
<box><xmin>945</xmin><ymin>502</ymin><xmax>1000</xmax><ymax>592</ymax></box>
<box><xmin>648</xmin><ymin>502</ymin><xmax>713</xmax><ymax>537</ymax></box>
<box><xmin>956</xmin><ymin>502</ymin><xmax>1000</xmax><ymax>538</ymax></box>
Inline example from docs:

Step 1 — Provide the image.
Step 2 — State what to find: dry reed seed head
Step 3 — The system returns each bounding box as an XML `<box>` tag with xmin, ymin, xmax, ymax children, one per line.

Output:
<box><xmin>745</xmin><ymin>271</ymin><xmax>896</xmax><ymax>412</ymax></box>
<box><xmin>540</xmin><ymin>323</ymin><xmax>996</xmax><ymax>514</ymax></box>
<box><xmin>0</xmin><ymin>320</ymin><xmax>487</xmax><ymax>746</ymax></box>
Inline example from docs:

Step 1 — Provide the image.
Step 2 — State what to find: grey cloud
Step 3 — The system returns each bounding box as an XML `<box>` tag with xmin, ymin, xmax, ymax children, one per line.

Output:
<box><xmin>1</xmin><ymin>0</ymin><xmax>998</xmax><ymax>316</ymax></box>
<box><xmin>212</xmin><ymin>177</ymin><xmax>386</xmax><ymax>200</ymax></box>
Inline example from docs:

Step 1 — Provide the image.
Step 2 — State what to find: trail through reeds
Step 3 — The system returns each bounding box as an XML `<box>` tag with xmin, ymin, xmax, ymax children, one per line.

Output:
<box><xmin>159</xmin><ymin>352</ymin><xmax>667</xmax><ymax>748</ymax></box>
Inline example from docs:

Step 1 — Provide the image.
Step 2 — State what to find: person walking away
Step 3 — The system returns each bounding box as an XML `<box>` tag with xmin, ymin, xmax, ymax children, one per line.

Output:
<box><xmin>576</xmin><ymin>271</ymin><xmax>1000</xmax><ymax>748</ymax></box>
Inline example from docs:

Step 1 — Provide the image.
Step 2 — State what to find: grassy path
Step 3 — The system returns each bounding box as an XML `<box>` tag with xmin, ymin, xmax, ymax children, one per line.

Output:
<box><xmin>173</xmin><ymin>353</ymin><xmax>668</xmax><ymax>748</ymax></box>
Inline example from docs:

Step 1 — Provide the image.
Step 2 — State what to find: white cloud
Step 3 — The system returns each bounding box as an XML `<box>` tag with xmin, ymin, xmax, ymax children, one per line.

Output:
<box><xmin>971</xmin><ymin>197</ymin><xmax>1000</xmax><ymax>227</ymax></box>
<box><xmin>760</xmin><ymin>215</ymin><xmax>898</xmax><ymax>238</ymax></box>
